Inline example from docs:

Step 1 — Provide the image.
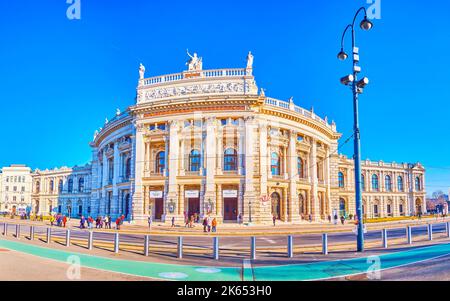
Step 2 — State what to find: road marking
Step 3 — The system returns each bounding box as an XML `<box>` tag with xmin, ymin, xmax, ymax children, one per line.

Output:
<box><xmin>262</xmin><ymin>238</ymin><xmax>276</xmax><ymax>244</ymax></box>
<box><xmin>242</xmin><ymin>259</ymin><xmax>254</xmax><ymax>281</ymax></box>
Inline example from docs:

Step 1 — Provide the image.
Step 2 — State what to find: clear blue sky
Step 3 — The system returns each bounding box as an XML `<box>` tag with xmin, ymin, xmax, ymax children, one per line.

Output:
<box><xmin>0</xmin><ymin>0</ymin><xmax>449</xmax><ymax>196</ymax></box>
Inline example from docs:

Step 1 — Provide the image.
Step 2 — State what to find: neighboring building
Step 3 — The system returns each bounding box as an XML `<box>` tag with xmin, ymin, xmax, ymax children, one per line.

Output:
<box><xmin>0</xmin><ymin>165</ymin><xmax>32</xmax><ymax>215</ymax></box>
<box><xmin>1</xmin><ymin>53</ymin><xmax>427</xmax><ymax>223</ymax></box>
<box><xmin>31</xmin><ymin>165</ymin><xmax>92</xmax><ymax>217</ymax></box>
<box><xmin>338</xmin><ymin>156</ymin><xmax>426</xmax><ymax>219</ymax></box>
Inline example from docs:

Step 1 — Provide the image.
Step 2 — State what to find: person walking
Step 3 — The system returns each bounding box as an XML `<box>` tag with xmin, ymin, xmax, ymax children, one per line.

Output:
<box><xmin>327</xmin><ymin>215</ymin><xmax>331</xmax><ymax>223</ymax></box>
<box><xmin>50</xmin><ymin>215</ymin><xmax>55</xmax><ymax>227</ymax></box>
<box><xmin>340</xmin><ymin>215</ymin><xmax>345</xmax><ymax>225</ymax></box>
<box><xmin>334</xmin><ymin>214</ymin><xmax>338</xmax><ymax>225</ymax></box>
<box><xmin>207</xmin><ymin>216</ymin><xmax>211</xmax><ymax>232</ymax></box>
<box><xmin>115</xmin><ymin>217</ymin><xmax>121</xmax><ymax>230</ymax></box>
<box><xmin>184</xmin><ymin>215</ymin><xmax>189</xmax><ymax>228</ymax></box>
<box><xmin>148</xmin><ymin>215</ymin><xmax>152</xmax><ymax>230</ymax></box>
<box><xmin>272</xmin><ymin>215</ymin><xmax>276</xmax><ymax>226</ymax></box>
<box><xmin>309</xmin><ymin>214</ymin><xmax>312</xmax><ymax>223</ymax></box>
<box><xmin>171</xmin><ymin>216</ymin><xmax>176</xmax><ymax>228</ymax></box>
<box><xmin>202</xmin><ymin>217</ymin><xmax>208</xmax><ymax>233</ymax></box>
<box><xmin>63</xmin><ymin>215</ymin><xmax>67</xmax><ymax>228</ymax></box>
<box><xmin>212</xmin><ymin>218</ymin><xmax>217</xmax><ymax>233</ymax></box>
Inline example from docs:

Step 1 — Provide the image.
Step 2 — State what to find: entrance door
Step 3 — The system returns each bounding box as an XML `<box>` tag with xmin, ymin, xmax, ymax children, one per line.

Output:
<box><xmin>224</xmin><ymin>198</ymin><xmax>238</xmax><ymax>221</ymax></box>
<box><xmin>188</xmin><ymin>198</ymin><xmax>200</xmax><ymax>219</ymax></box>
<box><xmin>155</xmin><ymin>198</ymin><xmax>164</xmax><ymax>220</ymax></box>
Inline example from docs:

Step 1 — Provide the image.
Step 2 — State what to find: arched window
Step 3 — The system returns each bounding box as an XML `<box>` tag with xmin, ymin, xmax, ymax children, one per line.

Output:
<box><xmin>271</xmin><ymin>153</ymin><xmax>281</xmax><ymax>176</ymax></box>
<box><xmin>49</xmin><ymin>180</ymin><xmax>54</xmax><ymax>193</ymax></box>
<box><xmin>58</xmin><ymin>180</ymin><xmax>63</xmax><ymax>193</ymax></box>
<box><xmin>35</xmin><ymin>181</ymin><xmax>40</xmax><ymax>193</ymax></box>
<box><xmin>68</xmin><ymin>179</ymin><xmax>73</xmax><ymax>193</ymax></box>
<box><xmin>361</xmin><ymin>174</ymin><xmax>366</xmax><ymax>191</ymax></box>
<box><xmin>156</xmin><ymin>151</ymin><xmax>165</xmax><ymax>174</ymax></box>
<box><xmin>125</xmin><ymin>158</ymin><xmax>132</xmax><ymax>179</ymax></box>
<box><xmin>338</xmin><ymin>172</ymin><xmax>345</xmax><ymax>188</ymax></box>
<box><xmin>297</xmin><ymin>158</ymin><xmax>304</xmax><ymax>178</ymax></box>
<box><xmin>372</xmin><ymin>174</ymin><xmax>379</xmax><ymax>191</ymax></box>
<box><xmin>339</xmin><ymin>198</ymin><xmax>347</xmax><ymax>216</ymax></box>
<box><xmin>415</xmin><ymin>177</ymin><xmax>421</xmax><ymax>191</ymax></box>
<box><xmin>397</xmin><ymin>176</ymin><xmax>404</xmax><ymax>192</ymax></box>
<box><xmin>189</xmin><ymin>150</ymin><xmax>201</xmax><ymax>172</ymax></box>
<box><xmin>271</xmin><ymin>192</ymin><xmax>281</xmax><ymax>219</ymax></box>
<box><xmin>78</xmin><ymin>178</ymin><xmax>85</xmax><ymax>192</ymax></box>
<box><xmin>224</xmin><ymin>148</ymin><xmax>238</xmax><ymax>171</ymax></box>
<box><xmin>385</xmin><ymin>175</ymin><xmax>392</xmax><ymax>192</ymax></box>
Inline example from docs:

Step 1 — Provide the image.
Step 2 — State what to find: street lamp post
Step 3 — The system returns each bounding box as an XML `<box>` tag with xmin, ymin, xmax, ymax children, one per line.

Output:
<box><xmin>249</xmin><ymin>201</ymin><xmax>252</xmax><ymax>223</ymax></box>
<box><xmin>337</xmin><ymin>7</ymin><xmax>374</xmax><ymax>252</ymax></box>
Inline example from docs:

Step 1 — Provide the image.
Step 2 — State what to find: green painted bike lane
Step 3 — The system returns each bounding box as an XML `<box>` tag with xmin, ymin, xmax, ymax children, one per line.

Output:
<box><xmin>2</xmin><ymin>238</ymin><xmax>450</xmax><ymax>281</ymax></box>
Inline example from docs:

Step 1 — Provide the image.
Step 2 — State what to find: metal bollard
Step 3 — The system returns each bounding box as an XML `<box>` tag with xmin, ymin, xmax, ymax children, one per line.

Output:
<box><xmin>47</xmin><ymin>227</ymin><xmax>52</xmax><ymax>244</ymax></box>
<box><xmin>30</xmin><ymin>226</ymin><xmax>34</xmax><ymax>241</ymax></box>
<box><xmin>213</xmin><ymin>237</ymin><xmax>219</xmax><ymax>260</ymax></box>
<box><xmin>3</xmin><ymin>223</ymin><xmax>7</xmax><ymax>236</ymax></box>
<box><xmin>88</xmin><ymin>231</ymin><xmax>93</xmax><ymax>250</ymax></box>
<box><xmin>144</xmin><ymin>235</ymin><xmax>150</xmax><ymax>257</ymax></box>
<box><xmin>250</xmin><ymin>237</ymin><xmax>256</xmax><ymax>260</ymax></box>
<box><xmin>322</xmin><ymin>233</ymin><xmax>328</xmax><ymax>255</ymax></box>
<box><xmin>114</xmin><ymin>233</ymin><xmax>119</xmax><ymax>253</ymax></box>
<box><xmin>447</xmin><ymin>222</ymin><xmax>450</xmax><ymax>238</ymax></box>
<box><xmin>382</xmin><ymin>229</ymin><xmax>388</xmax><ymax>249</ymax></box>
<box><xmin>177</xmin><ymin>236</ymin><xmax>183</xmax><ymax>259</ymax></box>
<box><xmin>66</xmin><ymin>229</ymin><xmax>71</xmax><ymax>247</ymax></box>
<box><xmin>16</xmin><ymin>224</ymin><xmax>20</xmax><ymax>239</ymax></box>
<box><xmin>287</xmin><ymin>235</ymin><xmax>294</xmax><ymax>258</ymax></box>
<box><xmin>407</xmin><ymin>226</ymin><xmax>412</xmax><ymax>245</ymax></box>
<box><xmin>428</xmin><ymin>224</ymin><xmax>433</xmax><ymax>241</ymax></box>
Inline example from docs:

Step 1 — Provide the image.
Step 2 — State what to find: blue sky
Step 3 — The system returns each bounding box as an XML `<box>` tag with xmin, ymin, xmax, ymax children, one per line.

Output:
<box><xmin>0</xmin><ymin>0</ymin><xmax>449</xmax><ymax>195</ymax></box>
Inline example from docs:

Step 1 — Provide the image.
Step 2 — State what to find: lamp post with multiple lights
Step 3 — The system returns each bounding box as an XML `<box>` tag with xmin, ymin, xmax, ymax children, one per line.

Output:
<box><xmin>337</xmin><ymin>7</ymin><xmax>374</xmax><ymax>252</ymax></box>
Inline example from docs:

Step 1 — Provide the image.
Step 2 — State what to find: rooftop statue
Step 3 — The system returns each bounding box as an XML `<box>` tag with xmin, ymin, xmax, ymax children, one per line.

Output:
<box><xmin>139</xmin><ymin>63</ymin><xmax>146</xmax><ymax>80</ymax></box>
<box><xmin>186</xmin><ymin>50</ymin><xmax>203</xmax><ymax>71</ymax></box>
<box><xmin>246</xmin><ymin>51</ymin><xmax>254</xmax><ymax>74</ymax></box>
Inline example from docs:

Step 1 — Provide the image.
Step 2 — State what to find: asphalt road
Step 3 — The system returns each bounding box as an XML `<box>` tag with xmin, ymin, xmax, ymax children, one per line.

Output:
<box><xmin>2</xmin><ymin>222</ymin><xmax>448</xmax><ymax>251</ymax></box>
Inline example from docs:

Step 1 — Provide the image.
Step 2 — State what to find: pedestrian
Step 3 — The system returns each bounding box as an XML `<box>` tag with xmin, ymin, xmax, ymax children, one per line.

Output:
<box><xmin>63</xmin><ymin>215</ymin><xmax>67</xmax><ymax>228</ymax></box>
<box><xmin>50</xmin><ymin>215</ymin><xmax>55</xmax><ymax>227</ymax></box>
<box><xmin>171</xmin><ymin>216</ymin><xmax>176</xmax><ymax>228</ymax></box>
<box><xmin>327</xmin><ymin>215</ymin><xmax>331</xmax><ymax>223</ymax></box>
<box><xmin>207</xmin><ymin>216</ymin><xmax>211</xmax><ymax>232</ymax></box>
<box><xmin>238</xmin><ymin>213</ymin><xmax>243</xmax><ymax>225</ymax></box>
<box><xmin>115</xmin><ymin>217</ymin><xmax>121</xmax><ymax>230</ymax></box>
<box><xmin>340</xmin><ymin>216</ymin><xmax>345</xmax><ymax>225</ymax></box>
<box><xmin>190</xmin><ymin>215</ymin><xmax>194</xmax><ymax>228</ymax></box>
<box><xmin>273</xmin><ymin>215</ymin><xmax>277</xmax><ymax>226</ymax></box>
<box><xmin>148</xmin><ymin>215</ymin><xmax>152</xmax><ymax>229</ymax></box>
<box><xmin>212</xmin><ymin>218</ymin><xmax>217</xmax><ymax>233</ymax></box>
<box><xmin>184</xmin><ymin>215</ymin><xmax>189</xmax><ymax>228</ymax></box>
<box><xmin>309</xmin><ymin>214</ymin><xmax>312</xmax><ymax>223</ymax></box>
<box><xmin>334</xmin><ymin>214</ymin><xmax>338</xmax><ymax>225</ymax></box>
<box><xmin>202</xmin><ymin>217</ymin><xmax>208</xmax><ymax>232</ymax></box>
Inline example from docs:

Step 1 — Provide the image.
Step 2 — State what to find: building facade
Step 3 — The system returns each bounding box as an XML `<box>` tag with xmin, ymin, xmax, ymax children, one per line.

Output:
<box><xmin>1</xmin><ymin>53</ymin><xmax>427</xmax><ymax>223</ymax></box>
<box><xmin>0</xmin><ymin>165</ymin><xmax>33</xmax><ymax>215</ymax></box>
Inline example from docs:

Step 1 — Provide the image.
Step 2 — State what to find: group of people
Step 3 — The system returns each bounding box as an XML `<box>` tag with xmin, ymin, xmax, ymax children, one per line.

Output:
<box><xmin>79</xmin><ymin>215</ymin><xmax>127</xmax><ymax>230</ymax></box>
<box><xmin>179</xmin><ymin>212</ymin><xmax>217</xmax><ymax>233</ymax></box>
<box><xmin>49</xmin><ymin>213</ymin><xmax>68</xmax><ymax>227</ymax></box>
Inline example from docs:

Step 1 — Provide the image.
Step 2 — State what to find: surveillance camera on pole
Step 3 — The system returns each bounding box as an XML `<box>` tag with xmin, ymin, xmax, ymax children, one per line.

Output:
<box><xmin>357</xmin><ymin>77</ymin><xmax>369</xmax><ymax>88</ymax></box>
<box><xmin>340</xmin><ymin>74</ymin><xmax>354</xmax><ymax>86</ymax></box>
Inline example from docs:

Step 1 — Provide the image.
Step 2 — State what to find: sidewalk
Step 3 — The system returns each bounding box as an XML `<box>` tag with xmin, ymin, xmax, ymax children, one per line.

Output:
<box><xmin>2</xmin><ymin>216</ymin><xmax>448</xmax><ymax>236</ymax></box>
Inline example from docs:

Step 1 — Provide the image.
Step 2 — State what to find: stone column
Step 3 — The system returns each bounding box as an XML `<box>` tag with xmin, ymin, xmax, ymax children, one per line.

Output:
<box><xmin>179</xmin><ymin>185</ymin><xmax>185</xmax><ymax>217</ymax></box>
<box><xmin>217</xmin><ymin>129</ymin><xmax>223</xmax><ymax>175</ymax></box>
<box><xmin>101</xmin><ymin>150</ymin><xmax>108</xmax><ymax>216</ymax></box>
<box><xmin>112</xmin><ymin>141</ymin><xmax>120</xmax><ymax>218</ymax></box>
<box><xmin>165</xmin><ymin>120</ymin><xmax>181</xmax><ymax>223</ymax></box>
<box><xmin>243</xmin><ymin>117</ymin><xmax>257</xmax><ymax>223</ymax></box>
<box><xmin>258</xmin><ymin>119</ymin><xmax>271</xmax><ymax>223</ymax></box>
<box><xmin>216</xmin><ymin>184</ymin><xmax>223</xmax><ymax>222</ymax></box>
<box><xmin>131</xmin><ymin>124</ymin><xmax>145</xmax><ymax>222</ymax></box>
<box><xmin>204</xmin><ymin>117</ymin><xmax>217</xmax><ymax>215</ymax></box>
<box><xmin>164</xmin><ymin>136</ymin><xmax>169</xmax><ymax>176</ymax></box>
<box><xmin>309</xmin><ymin>138</ymin><xmax>320</xmax><ymax>221</ymax></box>
<box><xmin>288</xmin><ymin>130</ymin><xmax>299</xmax><ymax>222</ymax></box>
<box><xmin>238</xmin><ymin>119</ymin><xmax>245</xmax><ymax>175</ymax></box>
<box><xmin>180</xmin><ymin>138</ymin><xmax>186</xmax><ymax>176</ymax></box>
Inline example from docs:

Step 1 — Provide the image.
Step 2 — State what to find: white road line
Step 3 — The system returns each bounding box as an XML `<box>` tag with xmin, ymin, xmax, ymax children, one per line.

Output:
<box><xmin>261</xmin><ymin>238</ymin><xmax>276</xmax><ymax>244</ymax></box>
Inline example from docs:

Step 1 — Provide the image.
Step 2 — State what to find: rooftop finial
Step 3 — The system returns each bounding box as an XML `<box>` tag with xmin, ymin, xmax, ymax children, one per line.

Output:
<box><xmin>139</xmin><ymin>63</ymin><xmax>146</xmax><ymax>80</ymax></box>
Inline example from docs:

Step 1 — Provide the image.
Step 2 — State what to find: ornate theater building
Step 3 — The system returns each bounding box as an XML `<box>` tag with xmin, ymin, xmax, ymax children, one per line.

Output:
<box><xmin>25</xmin><ymin>52</ymin><xmax>426</xmax><ymax>224</ymax></box>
